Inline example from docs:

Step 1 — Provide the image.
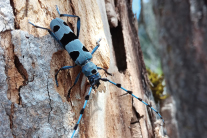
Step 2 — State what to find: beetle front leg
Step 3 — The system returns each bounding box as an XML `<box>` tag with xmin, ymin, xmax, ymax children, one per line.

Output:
<box><xmin>91</xmin><ymin>37</ymin><xmax>102</xmax><ymax>55</ymax></box>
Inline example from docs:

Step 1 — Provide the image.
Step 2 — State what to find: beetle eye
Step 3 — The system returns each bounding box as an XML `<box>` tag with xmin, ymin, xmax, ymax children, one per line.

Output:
<box><xmin>91</xmin><ymin>69</ymin><xmax>97</xmax><ymax>74</ymax></box>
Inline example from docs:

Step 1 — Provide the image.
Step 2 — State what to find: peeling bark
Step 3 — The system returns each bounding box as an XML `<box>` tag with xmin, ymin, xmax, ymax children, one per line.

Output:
<box><xmin>0</xmin><ymin>0</ymin><xmax>167</xmax><ymax>137</ymax></box>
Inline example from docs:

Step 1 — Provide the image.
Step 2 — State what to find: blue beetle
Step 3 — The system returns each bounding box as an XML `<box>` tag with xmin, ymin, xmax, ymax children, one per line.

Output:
<box><xmin>49</xmin><ymin>17</ymin><xmax>105</xmax><ymax>90</ymax></box>
<box><xmin>29</xmin><ymin>5</ymin><xmax>164</xmax><ymax>138</ymax></box>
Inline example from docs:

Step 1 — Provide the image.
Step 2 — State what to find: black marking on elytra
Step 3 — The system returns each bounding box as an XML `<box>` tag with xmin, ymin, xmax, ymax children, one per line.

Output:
<box><xmin>53</xmin><ymin>25</ymin><xmax>60</xmax><ymax>32</ymax></box>
<box><xmin>69</xmin><ymin>51</ymin><xmax>80</xmax><ymax>61</ymax></box>
<box><xmin>80</xmin><ymin>108</ymin><xmax>85</xmax><ymax>114</ymax></box>
<box><xmin>82</xmin><ymin>46</ymin><xmax>89</xmax><ymax>52</ymax></box>
<box><xmin>127</xmin><ymin>91</ymin><xmax>132</xmax><ymax>94</ymax></box>
<box><xmin>85</xmin><ymin>95</ymin><xmax>89</xmax><ymax>100</ymax></box>
<box><xmin>63</xmin><ymin>22</ymin><xmax>68</xmax><ymax>26</ymax></box>
<box><xmin>60</xmin><ymin>32</ymin><xmax>78</xmax><ymax>46</ymax></box>
<box><xmin>91</xmin><ymin>69</ymin><xmax>97</xmax><ymax>74</ymax></box>
<box><xmin>74</xmin><ymin>124</ymin><xmax>78</xmax><ymax>130</ymax></box>
<box><xmin>116</xmin><ymin>84</ymin><xmax>121</xmax><ymax>88</ymax></box>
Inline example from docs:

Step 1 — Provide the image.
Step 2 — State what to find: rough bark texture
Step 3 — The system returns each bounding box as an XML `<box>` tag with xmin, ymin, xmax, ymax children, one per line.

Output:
<box><xmin>139</xmin><ymin>1</ymin><xmax>179</xmax><ymax>138</ymax></box>
<box><xmin>0</xmin><ymin>0</ymin><xmax>166</xmax><ymax>137</ymax></box>
<box><xmin>153</xmin><ymin>0</ymin><xmax>207</xmax><ymax>138</ymax></box>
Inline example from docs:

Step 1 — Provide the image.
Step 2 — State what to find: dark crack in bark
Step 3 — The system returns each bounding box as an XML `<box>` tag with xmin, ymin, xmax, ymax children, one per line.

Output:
<box><xmin>47</xmin><ymin>78</ymin><xmax>52</xmax><ymax>124</ymax></box>
<box><xmin>70</xmin><ymin>0</ymin><xmax>75</xmax><ymax>14</ymax></box>
<box><xmin>9</xmin><ymin>0</ymin><xmax>15</xmax><ymax>16</ymax></box>
<box><xmin>25</xmin><ymin>0</ymin><xmax>29</xmax><ymax>17</ymax></box>
<box><xmin>14</xmin><ymin>55</ymin><xmax>29</xmax><ymax>104</ymax></box>
<box><xmin>130</xmin><ymin>98</ymin><xmax>144</xmax><ymax>138</ymax></box>
<box><xmin>9</xmin><ymin>103</ymin><xmax>15</xmax><ymax>138</ymax></box>
<box><xmin>9</xmin><ymin>0</ymin><xmax>18</xmax><ymax>29</ymax></box>
<box><xmin>110</xmin><ymin>21</ymin><xmax>127</xmax><ymax>72</ymax></box>
<box><xmin>131</xmin><ymin>97</ymin><xmax>144</xmax><ymax>124</ymax></box>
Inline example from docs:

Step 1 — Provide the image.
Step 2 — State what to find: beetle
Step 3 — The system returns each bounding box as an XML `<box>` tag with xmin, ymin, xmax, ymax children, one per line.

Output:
<box><xmin>29</xmin><ymin>5</ymin><xmax>164</xmax><ymax>138</ymax></box>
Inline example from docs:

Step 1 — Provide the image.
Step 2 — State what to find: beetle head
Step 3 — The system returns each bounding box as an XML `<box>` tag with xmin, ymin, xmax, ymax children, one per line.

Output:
<box><xmin>88</xmin><ymin>73</ymin><xmax>101</xmax><ymax>89</ymax></box>
<box><xmin>82</xmin><ymin>61</ymin><xmax>101</xmax><ymax>88</ymax></box>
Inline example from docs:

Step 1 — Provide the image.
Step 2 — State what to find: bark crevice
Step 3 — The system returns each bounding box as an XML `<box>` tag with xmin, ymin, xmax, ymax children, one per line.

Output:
<box><xmin>47</xmin><ymin>78</ymin><xmax>52</xmax><ymax>124</ymax></box>
<box><xmin>9</xmin><ymin>103</ymin><xmax>14</xmax><ymax>137</ymax></box>
<box><xmin>110</xmin><ymin>22</ymin><xmax>127</xmax><ymax>72</ymax></box>
<box><xmin>14</xmin><ymin>55</ymin><xmax>28</xmax><ymax>85</ymax></box>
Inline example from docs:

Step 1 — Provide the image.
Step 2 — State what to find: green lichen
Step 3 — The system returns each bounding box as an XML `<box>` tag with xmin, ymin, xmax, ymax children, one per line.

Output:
<box><xmin>147</xmin><ymin>68</ymin><xmax>169</xmax><ymax>103</ymax></box>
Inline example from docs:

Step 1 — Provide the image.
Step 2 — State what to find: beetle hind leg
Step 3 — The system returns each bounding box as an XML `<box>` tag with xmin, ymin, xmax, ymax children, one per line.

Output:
<box><xmin>55</xmin><ymin>5</ymin><xmax>81</xmax><ymax>38</ymax></box>
<box><xmin>55</xmin><ymin>65</ymin><xmax>76</xmax><ymax>87</ymax></box>
<box><xmin>28</xmin><ymin>20</ymin><xmax>50</xmax><ymax>31</ymax></box>
<box><xmin>28</xmin><ymin>20</ymin><xmax>64</xmax><ymax>47</ymax></box>
<box><xmin>67</xmin><ymin>71</ymin><xmax>82</xmax><ymax>98</ymax></box>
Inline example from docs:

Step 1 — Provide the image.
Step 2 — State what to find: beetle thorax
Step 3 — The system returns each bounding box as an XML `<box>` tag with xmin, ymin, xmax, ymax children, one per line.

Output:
<box><xmin>81</xmin><ymin>61</ymin><xmax>101</xmax><ymax>88</ymax></box>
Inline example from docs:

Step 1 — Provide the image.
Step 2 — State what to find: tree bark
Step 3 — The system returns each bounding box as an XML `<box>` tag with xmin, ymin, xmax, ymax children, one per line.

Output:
<box><xmin>153</xmin><ymin>0</ymin><xmax>207</xmax><ymax>138</ymax></box>
<box><xmin>0</xmin><ymin>0</ymin><xmax>165</xmax><ymax>137</ymax></box>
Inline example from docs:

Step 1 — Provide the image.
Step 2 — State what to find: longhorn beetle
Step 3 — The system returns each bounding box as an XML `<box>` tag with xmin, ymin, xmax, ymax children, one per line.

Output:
<box><xmin>29</xmin><ymin>5</ymin><xmax>164</xmax><ymax>138</ymax></box>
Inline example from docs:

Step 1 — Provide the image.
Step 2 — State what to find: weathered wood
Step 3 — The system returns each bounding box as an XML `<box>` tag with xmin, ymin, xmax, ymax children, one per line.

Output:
<box><xmin>0</xmin><ymin>0</ymin><xmax>166</xmax><ymax>137</ymax></box>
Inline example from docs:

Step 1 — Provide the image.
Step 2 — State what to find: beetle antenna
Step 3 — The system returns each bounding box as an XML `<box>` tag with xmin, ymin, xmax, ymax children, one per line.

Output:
<box><xmin>99</xmin><ymin>78</ymin><xmax>165</xmax><ymax>124</ymax></box>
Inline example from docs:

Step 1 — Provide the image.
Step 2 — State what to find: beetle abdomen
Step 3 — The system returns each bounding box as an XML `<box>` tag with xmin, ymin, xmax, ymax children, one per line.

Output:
<box><xmin>50</xmin><ymin>18</ymin><xmax>92</xmax><ymax>65</ymax></box>
<box><xmin>65</xmin><ymin>39</ymin><xmax>92</xmax><ymax>65</ymax></box>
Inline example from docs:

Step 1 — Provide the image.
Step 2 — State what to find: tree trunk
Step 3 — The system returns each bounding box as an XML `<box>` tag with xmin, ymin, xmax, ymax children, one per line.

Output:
<box><xmin>0</xmin><ymin>0</ymin><xmax>165</xmax><ymax>137</ymax></box>
<box><xmin>153</xmin><ymin>0</ymin><xmax>207</xmax><ymax>138</ymax></box>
